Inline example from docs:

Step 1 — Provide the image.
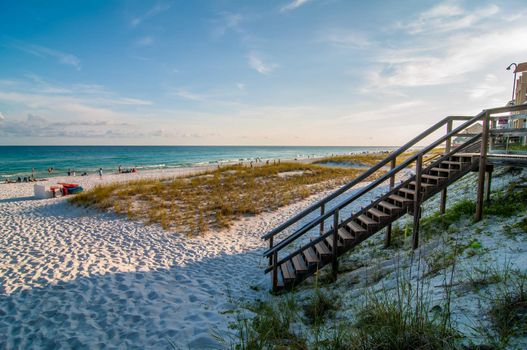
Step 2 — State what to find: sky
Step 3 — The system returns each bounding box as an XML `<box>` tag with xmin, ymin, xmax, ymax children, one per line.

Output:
<box><xmin>0</xmin><ymin>0</ymin><xmax>526</xmax><ymax>146</ymax></box>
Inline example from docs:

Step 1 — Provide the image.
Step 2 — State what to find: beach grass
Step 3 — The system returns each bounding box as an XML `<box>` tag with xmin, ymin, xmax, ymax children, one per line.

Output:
<box><xmin>313</xmin><ymin>148</ymin><xmax>440</xmax><ymax>168</ymax></box>
<box><xmin>70</xmin><ymin>162</ymin><xmax>370</xmax><ymax>235</ymax></box>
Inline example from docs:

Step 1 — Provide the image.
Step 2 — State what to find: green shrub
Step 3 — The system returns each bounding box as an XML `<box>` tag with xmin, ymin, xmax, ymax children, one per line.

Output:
<box><xmin>488</xmin><ymin>274</ymin><xmax>527</xmax><ymax>344</ymax></box>
<box><xmin>222</xmin><ymin>298</ymin><xmax>307</xmax><ymax>350</ymax></box>
<box><xmin>303</xmin><ymin>290</ymin><xmax>338</xmax><ymax>325</ymax></box>
<box><xmin>350</xmin><ymin>283</ymin><xmax>460</xmax><ymax>349</ymax></box>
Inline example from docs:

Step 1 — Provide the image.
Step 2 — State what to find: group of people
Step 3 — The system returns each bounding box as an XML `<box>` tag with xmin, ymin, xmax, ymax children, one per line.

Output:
<box><xmin>3</xmin><ymin>175</ymin><xmax>37</xmax><ymax>184</ymax></box>
<box><xmin>3</xmin><ymin>165</ymin><xmax>140</xmax><ymax>184</ymax></box>
<box><xmin>118</xmin><ymin>165</ymin><xmax>137</xmax><ymax>174</ymax></box>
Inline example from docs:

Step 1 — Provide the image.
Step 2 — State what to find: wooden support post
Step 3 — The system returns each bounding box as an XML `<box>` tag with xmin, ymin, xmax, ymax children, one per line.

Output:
<box><xmin>272</xmin><ymin>251</ymin><xmax>278</xmax><ymax>292</ymax></box>
<box><xmin>412</xmin><ymin>154</ymin><xmax>423</xmax><ymax>250</ymax></box>
<box><xmin>475</xmin><ymin>111</ymin><xmax>490</xmax><ymax>221</ymax></box>
<box><xmin>440</xmin><ymin>120</ymin><xmax>452</xmax><ymax>214</ymax></box>
<box><xmin>385</xmin><ymin>158</ymin><xmax>396</xmax><ymax>248</ymax></box>
<box><xmin>332</xmin><ymin>210</ymin><xmax>339</xmax><ymax>281</ymax></box>
<box><xmin>485</xmin><ymin>170</ymin><xmax>492</xmax><ymax>204</ymax></box>
<box><xmin>268</xmin><ymin>237</ymin><xmax>274</xmax><ymax>268</ymax></box>
<box><xmin>319</xmin><ymin>203</ymin><xmax>325</xmax><ymax>235</ymax></box>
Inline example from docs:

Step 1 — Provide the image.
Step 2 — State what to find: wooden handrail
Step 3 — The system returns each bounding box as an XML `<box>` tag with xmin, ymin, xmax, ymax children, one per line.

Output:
<box><xmin>263</xmin><ymin>104</ymin><xmax>527</xmax><ymax>263</ymax></box>
<box><xmin>265</xmin><ymin>133</ymin><xmax>483</xmax><ymax>272</ymax></box>
<box><xmin>261</xmin><ymin>116</ymin><xmax>472</xmax><ymax>241</ymax></box>
<box><xmin>263</xmin><ymin>111</ymin><xmax>487</xmax><ymax>257</ymax></box>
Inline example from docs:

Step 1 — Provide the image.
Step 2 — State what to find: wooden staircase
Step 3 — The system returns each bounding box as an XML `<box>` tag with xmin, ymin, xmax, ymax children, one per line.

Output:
<box><xmin>271</xmin><ymin>153</ymin><xmax>476</xmax><ymax>289</ymax></box>
<box><xmin>262</xmin><ymin>104</ymin><xmax>527</xmax><ymax>291</ymax></box>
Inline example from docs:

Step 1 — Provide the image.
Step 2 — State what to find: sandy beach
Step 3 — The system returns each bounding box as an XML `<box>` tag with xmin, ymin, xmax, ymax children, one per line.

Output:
<box><xmin>0</xmin><ymin>164</ymin><xmax>391</xmax><ymax>349</ymax></box>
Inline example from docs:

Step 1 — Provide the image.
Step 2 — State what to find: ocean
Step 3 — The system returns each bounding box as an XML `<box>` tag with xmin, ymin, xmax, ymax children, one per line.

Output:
<box><xmin>0</xmin><ymin>145</ymin><xmax>396</xmax><ymax>179</ymax></box>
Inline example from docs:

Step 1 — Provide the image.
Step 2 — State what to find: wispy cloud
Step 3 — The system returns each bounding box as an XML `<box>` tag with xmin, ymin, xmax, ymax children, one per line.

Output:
<box><xmin>398</xmin><ymin>2</ymin><xmax>499</xmax><ymax>34</ymax></box>
<box><xmin>212</xmin><ymin>12</ymin><xmax>243</xmax><ymax>37</ymax></box>
<box><xmin>0</xmin><ymin>113</ymin><xmax>158</xmax><ymax>138</ymax></box>
<box><xmin>366</xmin><ymin>11</ymin><xmax>527</xmax><ymax>89</ymax></box>
<box><xmin>135</xmin><ymin>36</ymin><xmax>155</xmax><ymax>46</ymax></box>
<box><xmin>281</xmin><ymin>0</ymin><xmax>311</xmax><ymax>12</ymax></box>
<box><xmin>468</xmin><ymin>74</ymin><xmax>505</xmax><ymax>100</ymax></box>
<box><xmin>171</xmin><ymin>89</ymin><xmax>205</xmax><ymax>101</ymax></box>
<box><xmin>131</xmin><ymin>2</ymin><xmax>172</xmax><ymax>27</ymax></box>
<box><xmin>10</xmin><ymin>40</ymin><xmax>81</xmax><ymax>70</ymax></box>
<box><xmin>247</xmin><ymin>52</ymin><xmax>277</xmax><ymax>74</ymax></box>
<box><xmin>324</xmin><ymin>31</ymin><xmax>372</xmax><ymax>49</ymax></box>
<box><xmin>7</xmin><ymin>75</ymin><xmax>152</xmax><ymax>106</ymax></box>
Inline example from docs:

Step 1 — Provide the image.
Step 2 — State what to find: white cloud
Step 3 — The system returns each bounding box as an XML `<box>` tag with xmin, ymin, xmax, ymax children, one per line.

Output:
<box><xmin>468</xmin><ymin>74</ymin><xmax>506</xmax><ymax>100</ymax></box>
<box><xmin>131</xmin><ymin>2</ymin><xmax>172</xmax><ymax>27</ymax></box>
<box><xmin>0</xmin><ymin>112</ymin><xmax>5</xmax><ymax>121</ymax></box>
<box><xmin>136</xmin><ymin>36</ymin><xmax>154</xmax><ymax>46</ymax></box>
<box><xmin>400</xmin><ymin>2</ymin><xmax>499</xmax><ymax>34</ymax></box>
<box><xmin>0</xmin><ymin>113</ymin><xmax>155</xmax><ymax>139</ymax></box>
<box><xmin>368</xmin><ymin>23</ymin><xmax>527</xmax><ymax>88</ymax></box>
<box><xmin>11</xmin><ymin>40</ymin><xmax>81</xmax><ymax>70</ymax></box>
<box><xmin>171</xmin><ymin>89</ymin><xmax>205</xmax><ymax>101</ymax></box>
<box><xmin>247</xmin><ymin>52</ymin><xmax>277</xmax><ymax>74</ymax></box>
<box><xmin>281</xmin><ymin>0</ymin><xmax>311</xmax><ymax>12</ymax></box>
<box><xmin>338</xmin><ymin>100</ymin><xmax>426</xmax><ymax>122</ymax></box>
<box><xmin>212</xmin><ymin>12</ymin><xmax>243</xmax><ymax>37</ymax></box>
<box><xmin>325</xmin><ymin>31</ymin><xmax>372</xmax><ymax>49</ymax></box>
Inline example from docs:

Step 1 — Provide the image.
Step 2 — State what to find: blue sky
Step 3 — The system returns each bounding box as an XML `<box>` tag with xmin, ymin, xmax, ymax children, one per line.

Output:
<box><xmin>0</xmin><ymin>0</ymin><xmax>526</xmax><ymax>145</ymax></box>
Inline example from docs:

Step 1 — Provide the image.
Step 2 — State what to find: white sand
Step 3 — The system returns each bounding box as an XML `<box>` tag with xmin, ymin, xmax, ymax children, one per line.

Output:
<box><xmin>0</xmin><ymin>166</ymin><xmax>392</xmax><ymax>349</ymax></box>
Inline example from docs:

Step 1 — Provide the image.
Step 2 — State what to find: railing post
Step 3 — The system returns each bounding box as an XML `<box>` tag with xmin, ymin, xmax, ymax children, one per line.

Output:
<box><xmin>475</xmin><ymin>111</ymin><xmax>490</xmax><ymax>221</ymax></box>
<box><xmin>486</xmin><ymin>167</ymin><xmax>493</xmax><ymax>204</ymax></box>
<box><xmin>440</xmin><ymin>119</ymin><xmax>452</xmax><ymax>214</ymax></box>
<box><xmin>272</xmin><ymin>251</ymin><xmax>278</xmax><ymax>292</ymax></box>
<box><xmin>319</xmin><ymin>203</ymin><xmax>325</xmax><ymax>235</ymax></box>
<box><xmin>385</xmin><ymin>158</ymin><xmax>396</xmax><ymax>248</ymax></box>
<box><xmin>412</xmin><ymin>154</ymin><xmax>423</xmax><ymax>250</ymax></box>
<box><xmin>268</xmin><ymin>237</ymin><xmax>274</xmax><ymax>268</ymax></box>
<box><xmin>332</xmin><ymin>210</ymin><xmax>339</xmax><ymax>281</ymax></box>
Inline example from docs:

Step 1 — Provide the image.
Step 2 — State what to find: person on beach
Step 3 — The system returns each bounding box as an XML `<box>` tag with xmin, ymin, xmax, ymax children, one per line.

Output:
<box><xmin>118</xmin><ymin>165</ymin><xmax>122</xmax><ymax>173</ymax></box>
<box><xmin>98</xmin><ymin>168</ymin><xmax>103</xmax><ymax>179</ymax></box>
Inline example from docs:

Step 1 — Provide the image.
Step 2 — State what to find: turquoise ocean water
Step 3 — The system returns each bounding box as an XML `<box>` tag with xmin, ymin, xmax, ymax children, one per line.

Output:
<box><xmin>0</xmin><ymin>146</ymin><xmax>396</xmax><ymax>179</ymax></box>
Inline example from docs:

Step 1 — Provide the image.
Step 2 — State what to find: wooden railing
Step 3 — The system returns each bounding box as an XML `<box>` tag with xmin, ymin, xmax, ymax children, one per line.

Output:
<box><xmin>262</xmin><ymin>104</ymin><xmax>527</xmax><ymax>289</ymax></box>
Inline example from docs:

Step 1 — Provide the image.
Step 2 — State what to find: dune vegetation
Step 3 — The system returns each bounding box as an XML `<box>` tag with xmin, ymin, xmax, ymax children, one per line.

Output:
<box><xmin>313</xmin><ymin>149</ymin><xmax>440</xmax><ymax>168</ymax></box>
<box><xmin>70</xmin><ymin>162</ymin><xmax>375</xmax><ymax>235</ymax></box>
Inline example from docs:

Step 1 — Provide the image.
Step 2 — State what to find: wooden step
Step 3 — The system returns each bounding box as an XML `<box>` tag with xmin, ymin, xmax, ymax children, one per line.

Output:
<box><xmin>368</xmin><ymin>207</ymin><xmax>390</xmax><ymax>220</ymax></box>
<box><xmin>378</xmin><ymin>200</ymin><xmax>401</xmax><ymax>212</ymax></box>
<box><xmin>325</xmin><ymin>236</ymin><xmax>344</xmax><ymax>251</ymax></box>
<box><xmin>421</xmin><ymin>174</ymin><xmax>445</xmax><ymax>181</ymax></box>
<box><xmin>399</xmin><ymin>188</ymin><xmax>415</xmax><ymax>196</ymax></box>
<box><xmin>347</xmin><ymin>221</ymin><xmax>367</xmax><ymax>235</ymax></box>
<box><xmin>441</xmin><ymin>160</ymin><xmax>463</xmax><ymax>167</ymax></box>
<box><xmin>314</xmin><ymin>240</ymin><xmax>332</xmax><ymax>258</ymax></box>
<box><xmin>292</xmin><ymin>254</ymin><xmax>308</xmax><ymax>273</ymax></box>
<box><xmin>389</xmin><ymin>194</ymin><xmax>412</xmax><ymax>205</ymax></box>
<box><xmin>303</xmin><ymin>247</ymin><xmax>320</xmax><ymax>266</ymax></box>
<box><xmin>358</xmin><ymin>214</ymin><xmax>377</xmax><ymax>227</ymax></box>
<box><xmin>450</xmin><ymin>155</ymin><xmax>473</xmax><ymax>163</ymax></box>
<box><xmin>338</xmin><ymin>227</ymin><xmax>355</xmax><ymax>243</ymax></box>
<box><xmin>409</xmin><ymin>181</ymin><xmax>435</xmax><ymax>188</ymax></box>
<box><xmin>431</xmin><ymin>167</ymin><xmax>454</xmax><ymax>174</ymax></box>
<box><xmin>280</xmin><ymin>260</ymin><xmax>296</xmax><ymax>282</ymax></box>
